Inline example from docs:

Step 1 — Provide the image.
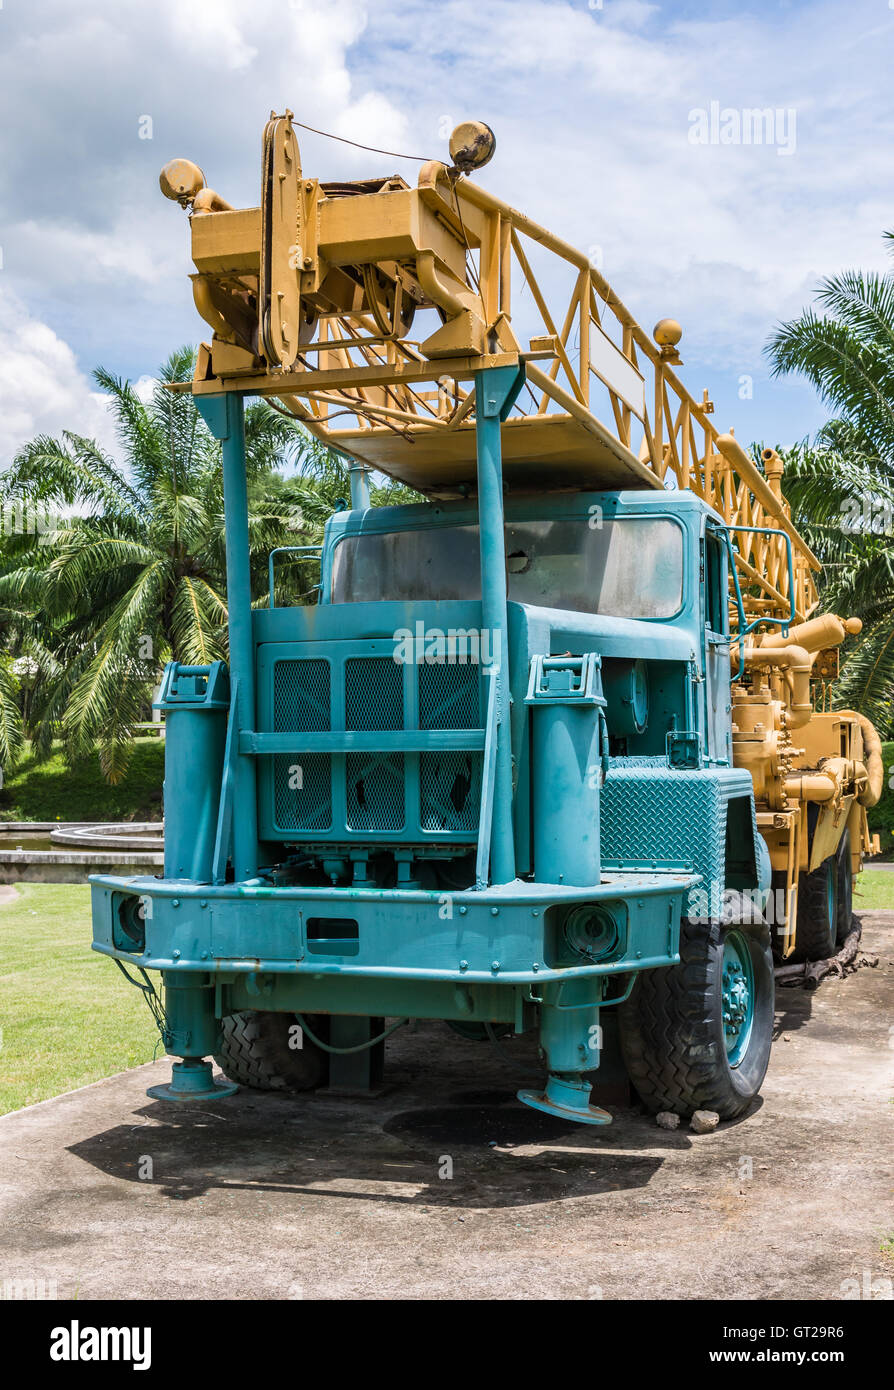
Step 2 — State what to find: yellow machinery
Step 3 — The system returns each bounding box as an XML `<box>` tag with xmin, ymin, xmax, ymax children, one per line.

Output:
<box><xmin>159</xmin><ymin>113</ymin><xmax>881</xmax><ymax>961</ymax></box>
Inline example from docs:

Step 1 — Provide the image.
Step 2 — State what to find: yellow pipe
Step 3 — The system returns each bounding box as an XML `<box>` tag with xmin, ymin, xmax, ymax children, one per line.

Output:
<box><xmin>191</xmin><ymin>277</ymin><xmax>231</xmax><ymax>340</ymax></box>
<box><xmin>785</xmin><ymin>773</ymin><xmax>836</xmax><ymax>803</ymax></box>
<box><xmin>761</xmin><ymin>613</ymin><xmax>861</xmax><ymax>653</ymax></box>
<box><xmin>191</xmin><ymin>188</ymin><xmax>234</xmax><ymax>215</ymax></box>
<box><xmin>415</xmin><ymin>250</ymin><xmax>474</xmax><ymax>320</ymax></box>
<box><xmin>736</xmin><ymin>644</ymin><xmax>813</xmax><ymax>728</ymax></box>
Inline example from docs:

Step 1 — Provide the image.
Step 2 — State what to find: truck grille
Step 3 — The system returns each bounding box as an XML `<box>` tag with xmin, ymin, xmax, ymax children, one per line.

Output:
<box><xmin>266</xmin><ymin>651</ymin><xmax>483</xmax><ymax>842</ymax></box>
<box><xmin>419</xmin><ymin>663</ymin><xmax>481</xmax><ymax>833</ymax></box>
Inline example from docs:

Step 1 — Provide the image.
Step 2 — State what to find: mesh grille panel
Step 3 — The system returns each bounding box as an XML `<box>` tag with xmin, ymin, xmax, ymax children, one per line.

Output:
<box><xmin>273</xmin><ymin>659</ymin><xmax>330</xmax><ymax>731</ymax></box>
<box><xmin>346</xmin><ymin>657</ymin><xmax>403</xmax><ymax>730</ymax></box>
<box><xmin>272</xmin><ymin>660</ymin><xmax>332</xmax><ymax>831</ymax></box>
<box><xmin>266</xmin><ymin>648</ymin><xmax>481</xmax><ymax>840</ymax></box>
<box><xmin>346</xmin><ymin>753</ymin><xmax>405</xmax><ymax>830</ymax></box>
<box><xmin>273</xmin><ymin>752</ymin><xmax>332</xmax><ymax>831</ymax></box>
<box><xmin>419</xmin><ymin>662</ymin><xmax>480</xmax><ymax>729</ymax></box>
<box><xmin>420</xmin><ymin>752</ymin><xmax>480</xmax><ymax>832</ymax></box>
<box><xmin>419</xmin><ymin>664</ymin><xmax>482</xmax><ymax>832</ymax></box>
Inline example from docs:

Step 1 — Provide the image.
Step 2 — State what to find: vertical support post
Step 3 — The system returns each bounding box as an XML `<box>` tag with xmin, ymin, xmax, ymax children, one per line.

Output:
<box><xmin>349</xmin><ymin>463</ymin><xmax>371</xmax><ymax>510</ymax></box>
<box><xmin>195</xmin><ymin>392</ymin><xmax>258</xmax><ymax>882</ymax></box>
<box><xmin>474</xmin><ymin>365</ymin><xmax>524</xmax><ymax>886</ymax></box>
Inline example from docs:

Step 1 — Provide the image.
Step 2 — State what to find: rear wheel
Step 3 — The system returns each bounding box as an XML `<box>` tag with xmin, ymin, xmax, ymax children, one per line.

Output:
<box><xmin>792</xmin><ymin>853</ymin><xmax>837</xmax><ymax>962</ymax></box>
<box><xmin>618</xmin><ymin>897</ymin><xmax>774</xmax><ymax>1120</ymax></box>
<box><xmin>835</xmin><ymin>830</ymin><xmax>853</xmax><ymax>946</ymax></box>
<box><xmin>214</xmin><ymin>1010</ymin><xmax>329</xmax><ymax>1091</ymax></box>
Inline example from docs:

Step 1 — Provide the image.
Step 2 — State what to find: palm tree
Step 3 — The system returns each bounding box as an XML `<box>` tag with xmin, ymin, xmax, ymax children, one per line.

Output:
<box><xmin>766</xmin><ymin>234</ymin><xmax>894</xmax><ymax>736</ymax></box>
<box><xmin>0</xmin><ymin>527</ymin><xmax>43</xmax><ymax>773</ymax></box>
<box><xmin>0</xmin><ymin>627</ymin><xmax>25</xmax><ymax>772</ymax></box>
<box><xmin>0</xmin><ymin>348</ymin><xmax>341</xmax><ymax>780</ymax></box>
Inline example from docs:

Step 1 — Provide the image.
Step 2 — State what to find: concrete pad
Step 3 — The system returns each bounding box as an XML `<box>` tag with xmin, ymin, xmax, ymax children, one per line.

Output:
<box><xmin>1</xmin><ymin>914</ymin><xmax>892</xmax><ymax>1301</ymax></box>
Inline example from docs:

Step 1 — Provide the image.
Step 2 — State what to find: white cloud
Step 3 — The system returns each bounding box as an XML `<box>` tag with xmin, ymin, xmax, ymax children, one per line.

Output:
<box><xmin>166</xmin><ymin>0</ymin><xmax>259</xmax><ymax>72</ymax></box>
<box><xmin>0</xmin><ymin>289</ymin><xmax>119</xmax><ymax>465</ymax></box>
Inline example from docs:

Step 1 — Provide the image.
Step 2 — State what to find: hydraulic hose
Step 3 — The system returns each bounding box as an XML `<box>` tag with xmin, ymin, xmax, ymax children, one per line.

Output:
<box><xmin>295</xmin><ymin>1013</ymin><xmax>409</xmax><ymax>1055</ymax></box>
<box><xmin>856</xmin><ymin>714</ymin><xmax>884</xmax><ymax>807</ymax></box>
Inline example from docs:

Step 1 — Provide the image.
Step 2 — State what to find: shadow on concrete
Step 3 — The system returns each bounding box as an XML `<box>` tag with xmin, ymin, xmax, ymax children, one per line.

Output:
<box><xmin>66</xmin><ymin>1079</ymin><xmax>688</xmax><ymax>1210</ymax></box>
<box><xmin>773</xmin><ymin>983</ymin><xmax>815</xmax><ymax>1038</ymax></box>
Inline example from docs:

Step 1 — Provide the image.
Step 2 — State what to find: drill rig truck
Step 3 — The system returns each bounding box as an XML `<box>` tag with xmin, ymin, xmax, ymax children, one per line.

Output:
<box><xmin>91</xmin><ymin>117</ymin><xmax>883</xmax><ymax>1124</ymax></box>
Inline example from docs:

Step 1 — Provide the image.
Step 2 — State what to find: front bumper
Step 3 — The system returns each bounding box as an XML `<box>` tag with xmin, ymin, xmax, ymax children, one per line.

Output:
<box><xmin>91</xmin><ymin>870</ymin><xmax>697</xmax><ymax>996</ymax></box>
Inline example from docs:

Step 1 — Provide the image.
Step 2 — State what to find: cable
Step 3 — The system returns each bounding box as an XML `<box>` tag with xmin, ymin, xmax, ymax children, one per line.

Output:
<box><xmin>290</xmin><ymin>117</ymin><xmax>434</xmax><ymax>163</ymax></box>
<box><xmin>295</xmin><ymin>1013</ymin><xmax>409</xmax><ymax>1054</ymax></box>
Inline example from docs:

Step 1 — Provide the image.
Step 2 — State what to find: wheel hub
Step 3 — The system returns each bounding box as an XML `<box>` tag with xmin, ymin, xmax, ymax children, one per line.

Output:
<box><xmin>722</xmin><ymin>933</ymin><xmax>755</xmax><ymax>1065</ymax></box>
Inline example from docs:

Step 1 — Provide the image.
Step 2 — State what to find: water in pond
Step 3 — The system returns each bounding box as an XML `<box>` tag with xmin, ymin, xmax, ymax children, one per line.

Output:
<box><xmin>0</xmin><ymin>833</ymin><xmax>57</xmax><ymax>851</ymax></box>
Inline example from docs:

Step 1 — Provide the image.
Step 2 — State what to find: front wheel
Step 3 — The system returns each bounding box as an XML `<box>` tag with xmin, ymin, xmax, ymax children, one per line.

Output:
<box><xmin>214</xmin><ymin>1011</ymin><xmax>329</xmax><ymax>1091</ymax></box>
<box><xmin>618</xmin><ymin>898</ymin><xmax>774</xmax><ymax>1120</ymax></box>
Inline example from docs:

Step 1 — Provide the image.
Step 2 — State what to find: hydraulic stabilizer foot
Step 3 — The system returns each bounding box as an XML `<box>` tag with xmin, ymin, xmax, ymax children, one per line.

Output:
<box><xmin>148</xmin><ymin>974</ymin><xmax>236</xmax><ymax>1100</ymax></box>
<box><xmin>147</xmin><ymin>1057</ymin><xmax>238</xmax><ymax>1102</ymax></box>
<box><xmin>517</xmin><ymin>1073</ymin><xmax>611</xmax><ymax>1125</ymax></box>
<box><xmin>517</xmin><ymin>981</ymin><xmax>611</xmax><ymax>1125</ymax></box>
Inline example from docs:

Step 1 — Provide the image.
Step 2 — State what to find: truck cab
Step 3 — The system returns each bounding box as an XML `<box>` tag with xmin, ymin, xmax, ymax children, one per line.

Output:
<box><xmin>93</xmin><ymin>469</ymin><xmax>770</xmax><ymax>1124</ymax></box>
<box><xmin>306</xmin><ymin>487</ymin><xmax>760</xmax><ymax>902</ymax></box>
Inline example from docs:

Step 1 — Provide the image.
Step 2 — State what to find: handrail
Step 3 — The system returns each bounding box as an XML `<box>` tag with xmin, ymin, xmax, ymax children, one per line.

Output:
<box><xmin>268</xmin><ymin>545</ymin><xmax>323</xmax><ymax>608</ymax></box>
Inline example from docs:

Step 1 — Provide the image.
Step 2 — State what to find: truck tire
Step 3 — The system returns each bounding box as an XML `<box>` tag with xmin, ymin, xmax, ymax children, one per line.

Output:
<box><xmin>214</xmin><ymin>1011</ymin><xmax>328</xmax><ymax>1091</ymax></box>
<box><xmin>617</xmin><ymin>898</ymin><xmax>774</xmax><ymax>1120</ymax></box>
<box><xmin>835</xmin><ymin>830</ymin><xmax>853</xmax><ymax>946</ymax></box>
<box><xmin>791</xmin><ymin>853</ymin><xmax>838</xmax><ymax>962</ymax></box>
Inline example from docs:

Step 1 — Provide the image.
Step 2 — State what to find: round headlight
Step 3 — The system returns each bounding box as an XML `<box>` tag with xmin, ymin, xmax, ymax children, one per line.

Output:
<box><xmin>563</xmin><ymin>906</ymin><xmax>619</xmax><ymax>960</ymax></box>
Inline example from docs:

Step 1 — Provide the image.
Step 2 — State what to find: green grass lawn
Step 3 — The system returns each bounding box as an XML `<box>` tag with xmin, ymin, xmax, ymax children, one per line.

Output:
<box><xmin>0</xmin><ymin>737</ymin><xmax>164</xmax><ymax>823</ymax></box>
<box><xmin>0</xmin><ymin>884</ymin><xmax>159</xmax><ymax>1115</ymax></box>
<box><xmin>853</xmin><ymin>869</ymin><xmax>894</xmax><ymax>913</ymax></box>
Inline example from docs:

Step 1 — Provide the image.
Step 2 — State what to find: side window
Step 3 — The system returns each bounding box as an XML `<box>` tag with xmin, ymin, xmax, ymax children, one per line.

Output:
<box><xmin>704</xmin><ymin>531</ymin><xmax>728</xmax><ymax>636</ymax></box>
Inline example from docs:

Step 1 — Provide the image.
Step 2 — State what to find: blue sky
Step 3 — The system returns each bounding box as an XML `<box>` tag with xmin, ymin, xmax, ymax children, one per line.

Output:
<box><xmin>1</xmin><ymin>0</ymin><xmax>892</xmax><ymax>464</ymax></box>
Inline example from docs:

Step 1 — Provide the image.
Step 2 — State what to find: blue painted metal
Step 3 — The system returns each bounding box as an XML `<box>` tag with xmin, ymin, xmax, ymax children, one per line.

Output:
<box><xmin>602</xmin><ymin>658</ymin><xmax>649</xmax><ymax>737</ymax></box>
<box><xmin>473</xmin><ymin>365</ymin><xmax>526</xmax><ymax>885</ymax></box>
<box><xmin>145</xmin><ymin>970</ymin><xmax>238</xmax><ymax>1100</ymax></box>
<box><xmin>517</xmin><ymin>978</ymin><xmax>610</xmax><ymax>1124</ymax></box>
<box><xmin>195</xmin><ymin>392</ymin><xmax>259</xmax><ymax>882</ymax></box>
<box><xmin>242</xmin><ymin>729</ymin><xmax>486</xmax><ymax>754</ymax></box>
<box><xmin>211</xmin><ymin>676</ymin><xmax>239</xmax><ymax>885</ymax></box>
<box><xmin>92</xmin><ymin>870</ymin><xmax>693</xmax><ymax>983</ymax></box>
<box><xmin>349</xmin><ymin>464</ymin><xmax>371</xmax><ymax>510</ymax></box>
<box><xmin>517</xmin><ymin>1079</ymin><xmax>611</xmax><ymax>1125</ymax></box>
<box><xmin>526</xmin><ymin>653</ymin><xmax>605</xmax><ymax>887</ymax></box>
<box><xmin>602</xmin><ymin>762</ymin><xmax>759</xmax><ymax>920</ymax></box>
<box><xmin>155</xmin><ymin>661</ymin><xmax>228</xmax><ymax>882</ymax></box>
<box><xmin>147</xmin><ymin>1059</ymin><xmax>238</xmax><ymax>1102</ymax></box>
<box><xmin>475</xmin><ymin>670</ymin><xmax>499</xmax><ymax>889</ymax></box>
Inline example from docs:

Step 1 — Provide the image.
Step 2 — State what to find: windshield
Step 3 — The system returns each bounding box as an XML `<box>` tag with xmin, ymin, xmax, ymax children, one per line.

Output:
<box><xmin>330</xmin><ymin>516</ymin><xmax>684</xmax><ymax>620</ymax></box>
